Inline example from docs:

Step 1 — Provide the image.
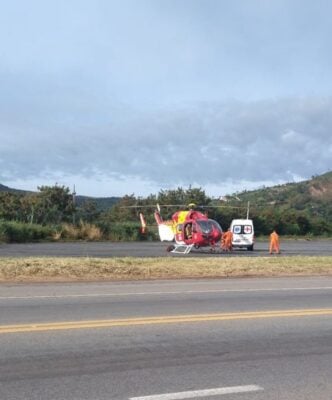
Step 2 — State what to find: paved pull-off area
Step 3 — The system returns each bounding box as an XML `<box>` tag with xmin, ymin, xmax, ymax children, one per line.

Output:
<box><xmin>0</xmin><ymin>276</ymin><xmax>331</xmax><ymax>399</ymax></box>
<box><xmin>0</xmin><ymin>238</ymin><xmax>332</xmax><ymax>257</ymax></box>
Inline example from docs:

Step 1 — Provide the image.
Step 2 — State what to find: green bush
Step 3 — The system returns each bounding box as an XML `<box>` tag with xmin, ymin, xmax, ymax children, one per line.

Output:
<box><xmin>98</xmin><ymin>222</ymin><xmax>157</xmax><ymax>241</ymax></box>
<box><xmin>0</xmin><ymin>221</ymin><xmax>54</xmax><ymax>243</ymax></box>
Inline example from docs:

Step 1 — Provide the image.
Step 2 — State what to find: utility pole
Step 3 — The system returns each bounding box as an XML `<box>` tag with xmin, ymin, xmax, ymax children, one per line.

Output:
<box><xmin>29</xmin><ymin>205</ymin><xmax>34</xmax><ymax>225</ymax></box>
<box><xmin>246</xmin><ymin>201</ymin><xmax>250</xmax><ymax>219</ymax></box>
<box><xmin>72</xmin><ymin>184</ymin><xmax>76</xmax><ymax>225</ymax></box>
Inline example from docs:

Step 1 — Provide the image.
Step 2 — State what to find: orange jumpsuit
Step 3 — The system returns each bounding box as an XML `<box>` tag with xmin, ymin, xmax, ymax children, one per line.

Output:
<box><xmin>269</xmin><ymin>231</ymin><xmax>280</xmax><ymax>254</ymax></box>
<box><xmin>223</xmin><ymin>230</ymin><xmax>233</xmax><ymax>251</ymax></box>
<box><xmin>221</xmin><ymin>232</ymin><xmax>226</xmax><ymax>250</ymax></box>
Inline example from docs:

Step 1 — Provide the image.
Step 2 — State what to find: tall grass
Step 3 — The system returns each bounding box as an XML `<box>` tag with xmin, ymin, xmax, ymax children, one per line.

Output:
<box><xmin>59</xmin><ymin>221</ymin><xmax>102</xmax><ymax>241</ymax></box>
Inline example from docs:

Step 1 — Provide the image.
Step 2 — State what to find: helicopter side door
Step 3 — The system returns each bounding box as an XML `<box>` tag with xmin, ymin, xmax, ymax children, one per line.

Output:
<box><xmin>184</xmin><ymin>222</ymin><xmax>193</xmax><ymax>242</ymax></box>
<box><xmin>175</xmin><ymin>223</ymin><xmax>185</xmax><ymax>244</ymax></box>
<box><xmin>175</xmin><ymin>222</ymin><xmax>195</xmax><ymax>244</ymax></box>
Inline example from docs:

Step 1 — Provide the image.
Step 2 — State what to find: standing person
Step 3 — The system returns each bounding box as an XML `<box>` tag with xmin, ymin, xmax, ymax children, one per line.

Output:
<box><xmin>269</xmin><ymin>229</ymin><xmax>280</xmax><ymax>254</ymax></box>
<box><xmin>224</xmin><ymin>228</ymin><xmax>233</xmax><ymax>252</ymax></box>
<box><xmin>220</xmin><ymin>231</ymin><xmax>226</xmax><ymax>250</ymax></box>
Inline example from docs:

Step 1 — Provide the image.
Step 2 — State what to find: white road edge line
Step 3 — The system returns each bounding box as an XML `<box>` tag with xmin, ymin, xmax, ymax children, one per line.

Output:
<box><xmin>129</xmin><ymin>385</ymin><xmax>264</xmax><ymax>400</ymax></box>
<box><xmin>1</xmin><ymin>286</ymin><xmax>332</xmax><ymax>300</ymax></box>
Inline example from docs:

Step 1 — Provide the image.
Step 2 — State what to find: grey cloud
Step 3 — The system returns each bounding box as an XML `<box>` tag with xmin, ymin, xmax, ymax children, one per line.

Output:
<box><xmin>1</xmin><ymin>96</ymin><xmax>332</xmax><ymax>188</ymax></box>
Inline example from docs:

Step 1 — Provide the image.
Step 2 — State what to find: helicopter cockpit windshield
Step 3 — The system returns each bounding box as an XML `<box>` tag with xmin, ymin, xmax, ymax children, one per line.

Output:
<box><xmin>196</xmin><ymin>219</ymin><xmax>221</xmax><ymax>234</ymax></box>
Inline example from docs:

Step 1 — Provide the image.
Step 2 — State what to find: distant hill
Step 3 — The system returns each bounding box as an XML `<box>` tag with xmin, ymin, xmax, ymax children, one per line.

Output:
<box><xmin>0</xmin><ymin>183</ymin><xmax>30</xmax><ymax>194</ymax></box>
<box><xmin>226</xmin><ymin>171</ymin><xmax>332</xmax><ymax>220</ymax></box>
<box><xmin>2</xmin><ymin>171</ymin><xmax>332</xmax><ymax>215</ymax></box>
<box><xmin>0</xmin><ymin>184</ymin><xmax>120</xmax><ymax>211</ymax></box>
<box><xmin>75</xmin><ymin>195</ymin><xmax>120</xmax><ymax>211</ymax></box>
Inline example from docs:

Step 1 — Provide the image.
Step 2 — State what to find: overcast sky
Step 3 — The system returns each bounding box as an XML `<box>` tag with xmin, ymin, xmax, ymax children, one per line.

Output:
<box><xmin>1</xmin><ymin>0</ymin><xmax>332</xmax><ymax>197</ymax></box>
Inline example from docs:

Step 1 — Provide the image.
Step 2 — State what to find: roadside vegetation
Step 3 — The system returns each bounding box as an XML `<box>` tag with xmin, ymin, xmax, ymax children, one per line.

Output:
<box><xmin>1</xmin><ymin>172</ymin><xmax>332</xmax><ymax>243</ymax></box>
<box><xmin>0</xmin><ymin>256</ymin><xmax>331</xmax><ymax>282</ymax></box>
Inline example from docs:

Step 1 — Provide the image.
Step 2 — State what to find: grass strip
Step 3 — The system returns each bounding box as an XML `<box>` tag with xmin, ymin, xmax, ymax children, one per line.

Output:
<box><xmin>0</xmin><ymin>256</ymin><xmax>331</xmax><ymax>282</ymax></box>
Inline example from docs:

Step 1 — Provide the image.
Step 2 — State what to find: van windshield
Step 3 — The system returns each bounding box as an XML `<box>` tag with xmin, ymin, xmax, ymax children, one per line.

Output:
<box><xmin>233</xmin><ymin>225</ymin><xmax>252</xmax><ymax>234</ymax></box>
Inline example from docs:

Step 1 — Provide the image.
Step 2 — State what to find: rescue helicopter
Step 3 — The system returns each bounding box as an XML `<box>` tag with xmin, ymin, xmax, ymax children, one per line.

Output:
<box><xmin>140</xmin><ymin>203</ymin><xmax>223</xmax><ymax>254</ymax></box>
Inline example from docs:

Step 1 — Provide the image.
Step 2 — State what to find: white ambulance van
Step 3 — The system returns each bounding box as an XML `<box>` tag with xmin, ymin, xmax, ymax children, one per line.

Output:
<box><xmin>230</xmin><ymin>219</ymin><xmax>255</xmax><ymax>251</ymax></box>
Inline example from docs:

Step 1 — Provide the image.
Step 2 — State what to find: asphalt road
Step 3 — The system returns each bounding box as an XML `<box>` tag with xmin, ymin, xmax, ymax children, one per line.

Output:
<box><xmin>0</xmin><ymin>277</ymin><xmax>332</xmax><ymax>399</ymax></box>
<box><xmin>0</xmin><ymin>238</ymin><xmax>332</xmax><ymax>257</ymax></box>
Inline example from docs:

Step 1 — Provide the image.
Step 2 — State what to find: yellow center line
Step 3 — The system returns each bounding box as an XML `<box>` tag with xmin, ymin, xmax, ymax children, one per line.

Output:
<box><xmin>1</xmin><ymin>308</ymin><xmax>332</xmax><ymax>334</ymax></box>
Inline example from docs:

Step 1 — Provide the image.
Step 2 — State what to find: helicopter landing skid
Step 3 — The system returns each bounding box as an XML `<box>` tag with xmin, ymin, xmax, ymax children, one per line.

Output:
<box><xmin>170</xmin><ymin>244</ymin><xmax>194</xmax><ymax>254</ymax></box>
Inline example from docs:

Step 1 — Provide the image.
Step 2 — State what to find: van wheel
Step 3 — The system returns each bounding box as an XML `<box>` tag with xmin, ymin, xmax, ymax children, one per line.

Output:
<box><xmin>247</xmin><ymin>245</ymin><xmax>254</xmax><ymax>251</ymax></box>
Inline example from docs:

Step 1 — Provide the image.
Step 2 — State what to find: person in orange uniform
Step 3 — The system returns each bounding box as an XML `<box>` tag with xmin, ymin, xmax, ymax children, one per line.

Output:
<box><xmin>220</xmin><ymin>231</ymin><xmax>226</xmax><ymax>250</ymax></box>
<box><xmin>222</xmin><ymin>228</ymin><xmax>233</xmax><ymax>251</ymax></box>
<box><xmin>269</xmin><ymin>229</ymin><xmax>280</xmax><ymax>254</ymax></box>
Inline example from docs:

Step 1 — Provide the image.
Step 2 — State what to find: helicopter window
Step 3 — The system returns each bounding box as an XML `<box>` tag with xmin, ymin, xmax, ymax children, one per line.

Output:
<box><xmin>210</xmin><ymin>219</ymin><xmax>222</xmax><ymax>231</ymax></box>
<box><xmin>196</xmin><ymin>220</ymin><xmax>214</xmax><ymax>234</ymax></box>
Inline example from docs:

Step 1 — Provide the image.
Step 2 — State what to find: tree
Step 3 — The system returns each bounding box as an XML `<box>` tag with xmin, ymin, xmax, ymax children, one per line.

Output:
<box><xmin>0</xmin><ymin>192</ymin><xmax>21</xmax><ymax>220</ymax></box>
<box><xmin>157</xmin><ymin>187</ymin><xmax>211</xmax><ymax>208</ymax></box>
<box><xmin>76</xmin><ymin>200</ymin><xmax>100</xmax><ymax>223</ymax></box>
<box><xmin>33</xmin><ymin>185</ymin><xmax>75</xmax><ymax>225</ymax></box>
